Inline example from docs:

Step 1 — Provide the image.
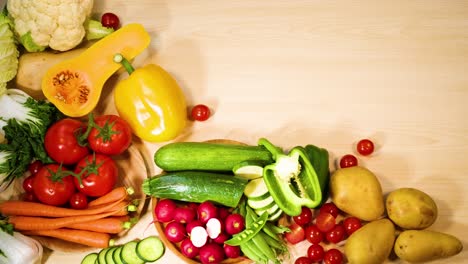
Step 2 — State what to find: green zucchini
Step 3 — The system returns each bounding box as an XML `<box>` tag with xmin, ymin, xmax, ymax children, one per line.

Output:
<box><xmin>142</xmin><ymin>171</ymin><xmax>248</xmax><ymax>208</ymax></box>
<box><xmin>154</xmin><ymin>142</ymin><xmax>273</xmax><ymax>171</ymax></box>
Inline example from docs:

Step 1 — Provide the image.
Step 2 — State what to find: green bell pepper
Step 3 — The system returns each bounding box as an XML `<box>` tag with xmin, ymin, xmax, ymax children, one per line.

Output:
<box><xmin>304</xmin><ymin>144</ymin><xmax>330</xmax><ymax>205</ymax></box>
<box><xmin>258</xmin><ymin>138</ymin><xmax>323</xmax><ymax>217</ymax></box>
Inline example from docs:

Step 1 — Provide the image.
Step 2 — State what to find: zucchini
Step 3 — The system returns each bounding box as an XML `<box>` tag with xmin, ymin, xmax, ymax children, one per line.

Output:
<box><xmin>136</xmin><ymin>236</ymin><xmax>165</xmax><ymax>262</ymax></box>
<box><xmin>81</xmin><ymin>253</ymin><xmax>98</xmax><ymax>264</ymax></box>
<box><xmin>121</xmin><ymin>241</ymin><xmax>144</xmax><ymax>264</ymax></box>
<box><xmin>142</xmin><ymin>171</ymin><xmax>248</xmax><ymax>208</ymax></box>
<box><xmin>154</xmin><ymin>142</ymin><xmax>273</xmax><ymax>171</ymax></box>
<box><xmin>105</xmin><ymin>247</ymin><xmax>118</xmax><ymax>264</ymax></box>
<box><xmin>232</xmin><ymin>160</ymin><xmax>265</xmax><ymax>179</ymax></box>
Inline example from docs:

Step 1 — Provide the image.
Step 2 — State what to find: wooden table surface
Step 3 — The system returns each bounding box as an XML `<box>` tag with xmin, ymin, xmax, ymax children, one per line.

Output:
<box><xmin>45</xmin><ymin>0</ymin><xmax>468</xmax><ymax>263</ymax></box>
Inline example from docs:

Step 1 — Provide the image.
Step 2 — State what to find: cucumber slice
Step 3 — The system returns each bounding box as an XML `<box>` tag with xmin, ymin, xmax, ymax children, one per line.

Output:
<box><xmin>232</xmin><ymin>161</ymin><xmax>264</xmax><ymax>179</ymax></box>
<box><xmin>136</xmin><ymin>236</ymin><xmax>165</xmax><ymax>262</ymax></box>
<box><xmin>256</xmin><ymin>203</ymin><xmax>280</xmax><ymax>216</ymax></box>
<box><xmin>268</xmin><ymin>206</ymin><xmax>283</xmax><ymax>221</ymax></box>
<box><xmin>105</xmin><ymin>247</ymin><xmax>118</xmax><ymax>264</ymax></box>
<box><xmin>81</xmin><ymin>253</ymin><xmax>98</xmax><ymax>264</ymax></box>
<box><xmin>121</xmin><ymin>241</ymin><xmax>144</xmax><ymax>264</ymax></box>
<box><xmin>244</xmin><ymin>178</ymin><xmax>269</xmax><ymax>200</ymax></box>
<box><xmin>113</xmin><ymin>246</ymin><xmax>125</xmax><ymax>264</ymax></box>
<box><xmin>98</xmin><ymin>247</ymin><xmax>111</xmax><ymax>264</ymax></box>
<box><xmin>247</xmin><ymin>195</ymin><xmax>275</xmax><ymax>211</ymax></box>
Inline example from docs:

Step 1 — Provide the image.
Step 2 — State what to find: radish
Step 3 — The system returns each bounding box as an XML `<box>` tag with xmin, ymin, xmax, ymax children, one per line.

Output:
<box><xmin>186</xmin><ymin>219</ymin><xmax>204</xmax><ymax>234</ymax></box>
<box><xmin>212</xmin><ymin>232</ymin><xmax>229</xmax><ymax>244</ymax></box>
<box><xmin>224</xmin><ymin>244</ymin><xmax>241</xmax><ymax>258</ymax></box>
<box><xmin>199</xmin><ymin>243</ymin><xmax>226</xmax><ymax>264</ymax></box>
<box><xmin>218</xmin><ymin>207</ymin><xmax>231</xmax><ymax>220</ymax></box>
<box><xmin>206</xmin><ymin>218</ymin><xmax>222</xmax><ymax>239</ymax></box>
<box><xmin>180</xmin><ymin>238</ymin><xmax>200</xmax><ymax>259</ymax></box>
<box><xmin>173</xmin><ymin>206</ymin><xmax>197</xmax><ymax>224</ymax></box>
<box><xmin>197</xmin><ymin>201</ymin><xmax>218</xmax><ymax>224</ymax></box>
<box><xmin>164</xmin><ymin>221</ymin><xmax>186</xmax><ymax>243</ymax></box>
<box><xmin>154</xmin><ymin>199</ymin><xmax>177</xmax><ymax>222</ymax></box>
<box><xmin>190</xmin><ymin>226</ymin><xmax>208</xmax><ymax>248</ymax></box>
<box><xmin>224</xmin><ymin>213</ymin><xmax>245</xmax><ymax>235</ymax></box>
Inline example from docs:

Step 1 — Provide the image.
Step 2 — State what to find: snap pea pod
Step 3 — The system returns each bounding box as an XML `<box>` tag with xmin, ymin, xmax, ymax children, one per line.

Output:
<box><xmin>239</xmin><ymin>242</ymin><xmax>265</xmax><ymax>263</ymax></box>
<box><xmin>224</xmin><ymin>211</ymin><xmax>268</xmax><ymax>246</ymax></box>
<box><xmin>259</xmin><ymin>230</ymin><xmax>287</xmax><ymax>252</ymax></box>
<box><xmin>246</xmin><ymin>205</ymin><xmax>289</xmax><ymax>242</ymax></box>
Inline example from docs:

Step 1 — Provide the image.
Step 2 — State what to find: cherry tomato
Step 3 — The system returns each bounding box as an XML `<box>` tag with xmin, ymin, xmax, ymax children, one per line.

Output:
<box><xmin>33</xmin><ymin>164</ymin><xmax>76</xmax><ymax>206</ymax></box>
<box><xmin>69</xmin><ymin>192</ymin><xmax>88</xmax><ymax>209</ymax></box>
<box><xmin>293</xmin><ymin>206</ymin><xmax>313</xmax><ymax>226</ymax></box>
<box><xmin>315</xmin><ymin>212</ymin><xmax>336</xmax><ymax>233</ymax></box>
<box><xmin>323</xmin><ymin>248</ymin><xmax>343</xmax><ymax>264</ymax></box>
<box><xmin>295</xmin><ymin>256</ymin><xmax>312</xmax><ymax>264</ymax></box>
<box><xmin>191</xmin><ymin>104</ymin><xmax>211</xmax><ymax>121</ymax></box>
<box><xmin>284</xmin><ymin>223</ymin><xmax>305</xmax><ymax>245</ymax></box>
<box><xmin>319</xmin><ymin>202</ymin><xmax>340</xmax><ymax>218</ymax></box>
<box><xmin>305</xmin><ymin>225</ymin><xmax>323</xmax><ymax>244</ymax></box>
<box><xmin>28</xmin><ymin>160</ymin><xmax>43</xmax><ymax>175</ymax></box>
<box><xmin>101</xmin><ymin>12</ymin><xmax>120</xmax><ymax>30</ymax></box>
<box><xmin>87</xmin><ymin>115</ymin><xmax>132</xmax><ymax>156</ymax></box>
<box><xmin>343</xmin><ymin>216</ymin><xmax>362</xmax><ymax>236</ymax></box>
<box><xmin>307</xmin><ymin>244</ymin><xmax>325</xmax><ymax>262</ymax></box>
<box><xmin>73</xmin><ymin>154</ymin><xmax>118</xmax><ymax>197</ymax></box>
<box><xmin>339</xmin><ymin>154</ymin><xmax>358</xmax><ymax>168</ymax></box>
<box><xmin>326</xmin><ymin>224</ymin><xmax>346</xmax><ymax>244</ymax></box>
<box><xmin>44</xmin><ymin>119</ymin><xmax>89</xmax><ymax>165</ymax></box>
<box><xmin>357</xmin><ymin>138</ymin><xmax>375</xmax><ymax>156</ymax></box>
<box><xmin>22</xmin><ymin>175</ymin><xmax>35</xmax><ymax>193</ymax></box>
<box><xmin>23</xmin><ymin>192</ymin><xmax>37</xmax><ymax>202</ymax></box>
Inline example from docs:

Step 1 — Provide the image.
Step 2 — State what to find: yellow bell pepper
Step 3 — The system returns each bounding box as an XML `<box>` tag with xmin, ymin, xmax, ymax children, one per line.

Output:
<box><xmin>113</xmin><ymin>54</ymin><xmax>187</xmax><ymax>142</ymax></box>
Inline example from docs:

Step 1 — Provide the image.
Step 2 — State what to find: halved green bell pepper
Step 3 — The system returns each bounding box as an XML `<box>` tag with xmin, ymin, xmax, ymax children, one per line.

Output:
<box><xmin>258</xmin><ymin>138</ymin><xmax>322</xmax><ymax>217</ymax></box>
<box><xmin>304</xmin><ymin>144</ymin><xmax>330</xmax><ymax>205</ymax></box>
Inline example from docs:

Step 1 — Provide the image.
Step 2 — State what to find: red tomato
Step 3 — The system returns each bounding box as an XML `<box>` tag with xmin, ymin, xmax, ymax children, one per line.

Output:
<box><xmin>22</xmin><ymin>175</ymin><xmax>35</xmax><ymax>193</ymax></box>
<box><xmin>315</xmin><ymin>212</ymin><xmax>336</xmax><ymax>233</ymax></box>
<box><xmin>284</xmin><ymin>223</ymin><xmax>305</xmax><ymax>245</ymax></box>
<box><xmin>293</xmin><ymin>206</ymin><xmax>313</xmax><ymax>226</ymax></box>
<box><xmin>73</xmin><ymin>154</ymin><xmax>118</xmax><ymax>197</ymax></box>
<box><xmin>33</xmin><ymin>164</ymin><xmax>76</xmax><ymax>206</ymax></box>
<box><xmin>357</xmin><ymin>139</ymin><xmax>374</xmax><ymax>156</ymax></box>
<box><xmin>44</xmin><ymin>119</ymin><xmax>89</xmax><ymax>165</ymax></box>
<box><xmin>339</xmin><ymin>154</ymin><xmax>358</xmax><ymax>168</ymax></box>
<box><xmin>307</xmin><ymin>244</ymin><xmax>325</xmax><ymax>262</ymax></box>
<box><xmin>28</xmin><ymin>160</ymin><xmax>43</xmax><ymax>175</ymax></box>
<box><xmin>323</xmin><ymin>248</ymin><xmax>343</xmax><ymax>264</ymax></box>
<box><xmin>87</xmin><ymin>115</ymin><xmax>132</xmax><ymax>156</ymax></box>
<box><xmin>343</xmin><ymin>216</ymin><xmax>362</xmax><ymax>236</ymax></box>
<box><xmin>69</xmin><ymin>192</ymin><xmax>88</xmax><ymax>209</ymax></box>
<box><xmin>191</xmin><ymin>104</ymin><xmax>211</xmax><ymax>121</ymax></box>
<box><xmin>295</xmin><ymin>256</ymin><xmax>312</xmax><ymax>264</ymax></box>
<box><xmin>326</xmin><ymin>224</ymin><xmax>346</xmax><ymax>244</ymax></box>
<box><xmin>305</xmin><ymin>225</ymin><xmax>323</xmax><ymax>244</ymax></box>
<box><xmin>319</xmin><ymin>202</ymin><xmax>340</xmax><ymax>218</ymax></box>
<box><xmin>101</xmin><ymin>12</ymin><xmax>120</xmax><ymax>30</ymax></box>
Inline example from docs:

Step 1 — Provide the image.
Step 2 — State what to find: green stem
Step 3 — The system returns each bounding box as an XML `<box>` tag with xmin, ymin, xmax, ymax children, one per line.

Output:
<box><xmin>113</xmin><ymin>53</ymin><xmax>135</xmax><ymax>74</ymax></box>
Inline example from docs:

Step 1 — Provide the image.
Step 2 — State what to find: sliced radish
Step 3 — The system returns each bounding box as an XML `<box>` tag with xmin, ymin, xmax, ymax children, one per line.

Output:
<box><xmin>190</xmin><ymin>226</ymin><xmax>208</xmax><ymax>248</ymax></box>
<box><xmin>206</xmin><ymin>218</ymin><xmax>222</xmax><ymax>239</ymax></box>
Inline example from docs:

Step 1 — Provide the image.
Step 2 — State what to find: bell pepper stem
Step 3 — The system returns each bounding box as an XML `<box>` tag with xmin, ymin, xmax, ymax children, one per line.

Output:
<box><xmin>114</xmin><ymin>53</ymin><xmax>135</xmax><ymax>74</ymax></box>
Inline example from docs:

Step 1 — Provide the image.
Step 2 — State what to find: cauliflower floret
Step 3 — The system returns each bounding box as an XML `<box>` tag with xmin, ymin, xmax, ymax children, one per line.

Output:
<box><xmin>7</xmin><ymin>0</ymin><xmax>94</xmax><ymax>52</ymax></box>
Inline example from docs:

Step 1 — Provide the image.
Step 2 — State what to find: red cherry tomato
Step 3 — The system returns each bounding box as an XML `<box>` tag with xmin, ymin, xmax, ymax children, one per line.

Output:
<box><xmin>305</xmin><ymin>225</ymin><xmax>324</xmax><ymax>245</ymax></box>
<box><xmin>87</xmin><ymin>115</ymin><xmax>133</xmax><ymax>156</ymax></box>
<box><xmin>357</xmin><ymin>139</ymin><xmax>375</xmax><ymax>156</ymax></box>
<box><xmin>73</xmin><ymin>154</ymin><xmax>118</xmax><ymax>197</ymax></box>
<box><xmin>326</xmin><ymin>224</ymin><xmax>346</xmax><ymax>244</ymax></box>
<box><xmin>69</xmin><ymin>192</ymin><xmax>88</xmax><ymax>209</ymax></box>
<box><xmin>23</xmin><ymin>192</ymin><xmax>37</xmax><ymax>202</ymax></box>
<box><xmin>319</xmin><ymin>202</ymin><xmax>340</xmax><ymax>218</ymax></box>
<box><xmin>293</xmin><ymin>206</ymin><xmax>313</xmax><ymax>226</ymax></box>
<box><xmin>44</xmin><ymin>119</ymin><xmax>89</xmax><ymax>165</ymax></box>
<box><xmin>284</xmin><ymin>223</ymin><xmax>305</xmax><ymax>245</ymax></box>
<box><xmin>295</xmin><ymin>256</ymin><xmax>312</xmax><ymax>264</ymax></box>
<box><xmin>323</xmin><ymin>248</ymin><xmax>343</xmax><ymax>264</ymax></box>
<box><xmin>343</xmin><ymin>216</ymin><xmax>362</xmax><ymax>236</ymax></box>
<box><xmin>101</xmin><ymin>12</ymin><xmax>120</xmax><ymax>30</ymax></box>
<box><xmin>307</xmin><ymin>244</ymin><xmax>325</xmax><ymax>262</ymax></box>
<box><xmin>33</xmin><ymin>164</ymin><xmax>76</xmax><ymax>206</ymax></box>
<box><xmin>22</xmin><ymin>175</ymin><xmax>35</xmax><ymax>193</ymax></box>
<box><xmin>28</xmin><ymin>160</ymin><xmax>43</xmax><ymax>175</ymax></box>
<box><xmin>339</xmin><ymin>154</ymin><xmax>358</xmax><ymax>168</ymax></box>
<box><xmin>191</xmin><ymin>104</ymin><xmax>211</xmax><ymax>121</ymax></box>
<box><xmin>315</xmin><ymin>212</ymin><xmax>336</xmax><ymax>233</ymax></box>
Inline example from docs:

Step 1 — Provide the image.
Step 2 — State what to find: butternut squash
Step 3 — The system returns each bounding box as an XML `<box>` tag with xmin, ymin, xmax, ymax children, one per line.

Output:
<box><xmin>41</xmin><ymin>23</ymin><xmax>151</xmax><ymax>117</ymax></box>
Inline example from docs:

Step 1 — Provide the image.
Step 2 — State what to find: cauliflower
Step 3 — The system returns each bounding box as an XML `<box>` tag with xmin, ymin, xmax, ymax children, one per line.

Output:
<box><xmin>7</xmin><ymin>0</ymin><xmax>95</xmax><ymax>52</ymax></box>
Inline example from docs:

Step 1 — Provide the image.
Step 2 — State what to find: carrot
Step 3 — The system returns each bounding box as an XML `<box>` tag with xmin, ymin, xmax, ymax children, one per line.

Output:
<box><xmin>68</xmin><ymin>216</ymin><xmax>133</xmax><ymax>234</ymax></box>
<box><xmin>9</xmin><ymin>208</ymin><xmax>122</xmax><ymax>230</ymax></box>
<box><xmin>88</xmin><ymin>186</ymin><xmax>134</xmax><ymax>207</ymax></box>
<box><xmin>22</xmin><ymin>228</ymin><xmax>112</xmax><ymax>248</ymax></box>
<box><xmin>0</xmin><ymin>196</ymin><xmax>127</xmax><ymax>218</ymax></box>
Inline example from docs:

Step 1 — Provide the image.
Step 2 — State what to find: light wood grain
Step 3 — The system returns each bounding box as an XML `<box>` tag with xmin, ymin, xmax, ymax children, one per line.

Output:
<box><xmin>44</xmin><ymin>0</ymin><xmax>467</xmax><ymax>263</ymax></box>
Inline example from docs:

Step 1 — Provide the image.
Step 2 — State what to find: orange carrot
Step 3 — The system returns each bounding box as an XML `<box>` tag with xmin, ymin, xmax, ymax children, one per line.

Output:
<box><xmin>68</xmin><ymin>216</ymin><xmax>133</xmax><ymax>234</ymax></box>
<box><xmin>22</xmin><ymin>228</ymin><xmax>111</xmax><ymax>248</ymax></box>
<box><xmin>88</xmin><ymin>187</ymin><xmax>134</xmax><ymax>207</ymax></box>
<box><xmin>9</xmin><ymin>208</ymin><xmax>122</xmax><ymax>230</ymax></box>
<box><xmin>0</xmin><ymin>197</ymin><xmax>127</xmax><ymax>218</ymax></box>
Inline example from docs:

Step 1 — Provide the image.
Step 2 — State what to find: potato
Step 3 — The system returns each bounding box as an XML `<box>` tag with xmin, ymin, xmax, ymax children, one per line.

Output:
<box><xmin>345</xmin><ymin>218</ymin><xmax>396</xmax><ymax>264</ymax></box>
<box><xmin>394</xmin><ymin>230</ymin><xmax>463</xmax><ymax>262</ymax></box>
<box><xmin>330</xmin><ymin>166</ymin><xmax>384</xmax><ymax>221</ymax></box>
<box><xmin>15</xmin><ymin>48</ymin><xmax>86</xmax><ymax>100</ymax></box>
<box><xmin>386</xmin><ymin>187</ymin><xmax>438</xmax><ymax>229</ymax></box>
